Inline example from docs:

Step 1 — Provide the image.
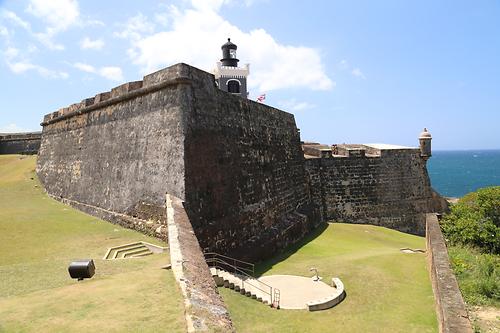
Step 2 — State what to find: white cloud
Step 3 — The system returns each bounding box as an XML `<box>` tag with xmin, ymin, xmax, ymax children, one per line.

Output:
<box><xmin>338</xmin><ymin>59</ymin><xmax>348</xmax><ymax>70</ymax></box>
<box><xmin>7</xmin><ymin>61</ymin><xmax>69</xmax><ymax>78</ymax></box>
<box><xmin>338</xmin><ymin>60</ymin><xmax>367</xmax><ymax>80</ymax></box>
<box><xmin>80</xmin><ymin>37</ymin><xmax>105</xmax><ymax>50</ymax></box>
<box><xmin>26</xmin><ymin>0</ymin><xmax>79</xmax><ymax>32</ymax></box>
<box><xmin>25</xmin><ymin>0</ymin><xmax>80</xmax><ymax>50</ymax></box>
<box><xmin>2</xmin><ymin>10</ymin><xmax>31</xmax><ymax>30</ymax></box>
<box><xmin>32</xmin><ymin>32</ymin><xmax>65</xmax><ymax>50</ymax></box>
<box><xmin>0</xmin><ymin>26</ymin><xmax>8</xmax><ymax>37</ymax></box>
<box><xmin>114</xmin><ymin>13</ymin><xmax>155</xmax><ymax>41</ymax></box>
<box><xmin>73</xmin><ymin>62</ymin><xmax>124</xmax><ymax>82</ymax></box>
<box><xmin>190</xmin><ymin>0</ymin><xmax>231</xmax><ymax>11</ymax></box>
<box><xmin>0</xmin><ymin>123</ymin><xmax>33</xmax><ymax>133</ymax></box>
<box><xmin>3</xmin><ymin>46</ymin><xmax>68</xmax><ymax>79</ymax></box>
<box><xmin>84</xmin><ymin>19</ymin><xmax>105</xmax><ymax>27</ymax></box>
<box><xmin>4</xmin><ymin>47</ymin><xmax>20</xmax><ymax>59</ymax></box>
<box><xmin>120</xmin><ymin>1</ymin><xmax>333</xmax><ymax>92</ymax></box>
<box><xmin>74</xmin><ymin>62</ymin><xmax>96</xmax><ymax>73</ymax></box>
<box><xmin>351</xmin><ymin>68</ymin><xmax>366</xmax><ymax>79</ymax></box>
<box><xmin>99</xmin><ymin>66</ymin><xmax>124</xmax><ymax>81</ymax></box>
<box><xmin>2</xmin><ymin>9</ymin><xmax>64</xmax><ymax>49</ymax></box>
<box><xmin>278</xmin><ymin>98</ymin><xmax>316</xmax><ymax>112</ymax></box>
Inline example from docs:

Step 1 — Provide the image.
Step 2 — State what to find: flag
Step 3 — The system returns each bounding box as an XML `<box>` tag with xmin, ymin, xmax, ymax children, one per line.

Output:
<box><xmin>256</xmin><ymin>94</ymin><xmax>266</xmax><ymax>103</ymax></box>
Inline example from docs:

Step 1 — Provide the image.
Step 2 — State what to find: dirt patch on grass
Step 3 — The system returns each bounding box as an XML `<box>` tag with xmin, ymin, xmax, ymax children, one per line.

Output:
<box><xmin>470</xmin><ymin>306</ymin><xmax>500</xmax><ymax>333</ymax></box>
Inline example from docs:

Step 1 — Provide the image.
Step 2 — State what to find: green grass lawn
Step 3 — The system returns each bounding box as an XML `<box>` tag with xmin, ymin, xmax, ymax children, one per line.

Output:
<box><xmin>220</xmin><ymin>222</ymin><xmax>438</xmax><ymax>333</ymax></box>
<box><xmin>0</xmin><ymin>155</ymin><xmax>186</xmax><ymax>332</ymax></box>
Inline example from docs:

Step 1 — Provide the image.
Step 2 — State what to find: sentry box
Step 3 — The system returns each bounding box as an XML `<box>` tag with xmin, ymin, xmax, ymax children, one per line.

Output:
<box><xmin>68</xmin><ymin>259</ymin><xmax>95</xmax><ymax>281</ymax></box>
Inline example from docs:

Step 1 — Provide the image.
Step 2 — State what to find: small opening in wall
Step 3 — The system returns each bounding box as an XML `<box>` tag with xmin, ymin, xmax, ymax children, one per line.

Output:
<box><xmin>227</xmin><ymin>80</ymin><xmax>240</xmax><ymax>94</ymax></box>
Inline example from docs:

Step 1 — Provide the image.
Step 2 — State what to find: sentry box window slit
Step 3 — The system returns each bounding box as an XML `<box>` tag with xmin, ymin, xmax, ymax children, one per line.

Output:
<box><xmin>68</xmin><ymin>259</ymin><xmax>95</xmax><ymax>281</ymax></box>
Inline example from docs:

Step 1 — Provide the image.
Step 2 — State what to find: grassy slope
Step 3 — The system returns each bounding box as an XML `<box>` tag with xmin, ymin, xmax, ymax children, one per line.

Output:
<box><xmin>221</xmin><ymin>223</ymin><xmax>438</xmax><ymax>333</ymax></box>
<box><xmin>0</xmin><ymin>155</ymin><xmax>185</xmax><ymax>332</ymax></box>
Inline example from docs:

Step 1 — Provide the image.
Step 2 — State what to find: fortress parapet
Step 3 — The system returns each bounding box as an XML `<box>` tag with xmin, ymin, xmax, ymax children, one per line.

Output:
<box><xmin>41</xmin><ymin>64</ymin><xmax>197</xmax><ymax>126</ymax></box>
<box><xmin>302</xmin><ymin>142</ymin><xmax>436</xmax><ymax>235</ymax></box>
<box><xmin>0</xmin><ymin>131</ymin><xmax>42</xmax><ymax>155</ymax></box>
<box><xmin>303</xmin><ymin>143</ymin><xmax>421</xmax><ymax>159</ymax></box>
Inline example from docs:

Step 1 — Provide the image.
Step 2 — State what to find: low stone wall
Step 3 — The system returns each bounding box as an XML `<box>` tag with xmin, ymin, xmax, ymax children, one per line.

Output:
<box><xmin>426</xmin><ymin>213</ymin><xmax>473</xmax><ymax>333</ymax></box>
<box><xmin>166</xmin><ymin>194</ymin><xmax>234</xmax><ymax>332</ymax></box>
<box><xmin>0</xmin><ymin>132</ymin><xmax>41</xmax><ymax>155</ymax></box>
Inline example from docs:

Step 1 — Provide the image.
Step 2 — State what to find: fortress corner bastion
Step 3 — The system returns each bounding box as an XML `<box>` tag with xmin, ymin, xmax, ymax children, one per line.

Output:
<box><xmin>36</xmin><ymin>63</ymin><xmax>319</xmax><ymax>261</ymax></box>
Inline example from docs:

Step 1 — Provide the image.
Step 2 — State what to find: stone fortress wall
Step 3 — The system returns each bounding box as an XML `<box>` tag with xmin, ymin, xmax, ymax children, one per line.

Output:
<box><xmin>0</xmin><ymin>132</ymin><xmax>42</xmax><ymax>155</ymax></box>
<box><xmin>36</xmin><ymin>62</ymin><xmax>444</xmax><ymax>261</ymax></box>
<box><xmin>303</xmin><ymin>142</ymin><xmax>443</xmax><ymax>236</ymax></box>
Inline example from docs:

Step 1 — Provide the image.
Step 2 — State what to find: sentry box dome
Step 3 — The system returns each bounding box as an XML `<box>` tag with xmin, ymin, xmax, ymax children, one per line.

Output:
<box><xmin>68</xmin><ymin>259</ymin><xmax>95</xmax><ymax>281</ymax></box>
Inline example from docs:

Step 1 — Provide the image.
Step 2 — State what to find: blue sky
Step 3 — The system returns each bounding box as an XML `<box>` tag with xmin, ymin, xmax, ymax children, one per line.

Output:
<box><xmin>1</xmin><ymin>0</ymin><xmax>499</xmax><ymax>150</ymax></box>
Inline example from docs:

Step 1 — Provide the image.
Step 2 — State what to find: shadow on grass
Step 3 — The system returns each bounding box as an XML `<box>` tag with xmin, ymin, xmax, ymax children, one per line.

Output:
<box><xmin>255</xmin><ymin>222</ymin><xmax>329</xmax><ymax>277</ymax></box>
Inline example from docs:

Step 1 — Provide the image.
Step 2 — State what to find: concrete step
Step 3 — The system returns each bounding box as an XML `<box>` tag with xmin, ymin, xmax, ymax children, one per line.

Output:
<box><xmin>211</xmin><ymin>268</ymin><xmax>273</xmax><ymax>304</ymax></box>
<box><xmin>114</xmin><ymin>244</ymin><xmax>148</xmax><ymax>259</ymax></box>
<box><xmin>108</xmin><ymin>243</ymin><xmax>144</xmax><ymax>259</ymax></box>
<box><xmin>123</xmin><ymin>248</ymin><xmax>153</xmax><ymax>258</ymax></box>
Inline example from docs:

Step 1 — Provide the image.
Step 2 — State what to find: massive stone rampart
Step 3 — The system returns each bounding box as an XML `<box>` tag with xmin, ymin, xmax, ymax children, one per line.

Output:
<box><xmin>304</xmin><ymin>143</ymin><xmax>438</xmax><ymax>235</ymax></box>
<box><xmin>37</xmin><ymin>63</ymin><xmax>318</xmax><ymax>261</ymax></box>
<box><xmin>37</xmin><ymin>62</ymin><xmax>445</xmax><ymax>259</ymax></box>
<box><xmin>0</xmin><ymin>132</ymin><xmax>41</xmax><ymax>155</ymax></box>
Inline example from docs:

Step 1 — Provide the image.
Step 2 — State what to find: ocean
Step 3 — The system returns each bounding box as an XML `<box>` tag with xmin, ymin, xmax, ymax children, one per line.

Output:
<box><xmin>427</xmin><ymin>150</ymin><xmax>500</xmax><ymax>198</ymax></box>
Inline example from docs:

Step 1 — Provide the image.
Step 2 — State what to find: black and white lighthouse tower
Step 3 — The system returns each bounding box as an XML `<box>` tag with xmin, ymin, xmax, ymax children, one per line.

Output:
<box><xmin>214</xmin><ymin>38</ymin><xmax>249</xmax><ymax>99</ymax></box>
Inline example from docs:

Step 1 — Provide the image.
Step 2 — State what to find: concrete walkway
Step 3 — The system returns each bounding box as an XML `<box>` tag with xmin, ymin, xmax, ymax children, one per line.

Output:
<box><xmin>259</xmin><ymin>275</ymin><xmax>341</xmax><ymax>310</ymax></box>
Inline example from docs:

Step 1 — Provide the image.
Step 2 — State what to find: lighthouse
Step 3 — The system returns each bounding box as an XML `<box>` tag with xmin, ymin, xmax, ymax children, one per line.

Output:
<box><xmin>214</xmin><ymin>38</ymin><xmax>249</xmax><ymax>99</ymax></box>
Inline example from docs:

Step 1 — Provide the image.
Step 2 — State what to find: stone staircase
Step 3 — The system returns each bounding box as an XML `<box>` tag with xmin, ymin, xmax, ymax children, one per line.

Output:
<box><xmin>103</xmin><ymin>241</ymin><xmax>167</xmax><ymax>260</ymax></box>
<box><xmin>206</xmin><ymin>253</ymin><xmax>278</xmax><ymax>307</ymax></box>
<box><xmin>210</xmin><ymin>267</ymin><xmax>273</xmax><ymax>304</ymax></box>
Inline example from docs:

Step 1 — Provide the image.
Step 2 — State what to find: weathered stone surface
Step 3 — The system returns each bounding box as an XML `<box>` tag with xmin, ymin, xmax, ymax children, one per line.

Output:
<box><xmin>304</xmin><ymin>144</ymin><xmax>439</xmax><ymax>235</ymax></box>
<box><xmin>36</xmin><ymin>65</ymin><xmax>187</xmax><ymax>239</ymax></box>
<box><xmin>0</xmin><ymin>132</ymin><xmax>42</xmax><ymax>155</ymax></box>
<box><xmin>182</xmin><ymin>66</ymin><xmax>319</xmax><ymax>261</ymax></box>
<box><xmin>167</xmin><ymin>194</ymin><xmax>234</xmax><ymax>332</ymax></box>
<box><xmin>426</xmin><ymin>213</ymin><xmax>473</xmax><ymax>333</ymax></box>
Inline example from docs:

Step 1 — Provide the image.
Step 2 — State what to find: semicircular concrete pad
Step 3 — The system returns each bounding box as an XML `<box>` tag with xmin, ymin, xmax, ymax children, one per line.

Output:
<box><xmin>259</xmin><ymin>275</ymin><xmax>344</xmax><ymax>310</ymax></box>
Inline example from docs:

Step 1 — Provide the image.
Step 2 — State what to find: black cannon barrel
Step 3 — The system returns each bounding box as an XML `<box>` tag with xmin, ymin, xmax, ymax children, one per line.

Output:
<box><xmin>68</xmin><ymin>259</ymin><xmax>95</xmax><ymax>280</ymax></box>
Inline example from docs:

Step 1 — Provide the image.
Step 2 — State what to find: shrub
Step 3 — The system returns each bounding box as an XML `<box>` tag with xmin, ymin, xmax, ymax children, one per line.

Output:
<box><xmin>441</xmin><ymin>186</ymin><xmax>500</xmax><ymax>254</ymax></box>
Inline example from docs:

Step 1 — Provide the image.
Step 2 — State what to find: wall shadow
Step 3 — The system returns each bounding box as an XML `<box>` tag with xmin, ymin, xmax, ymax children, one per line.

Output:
<box><xmin>255</xmin><ymin>222</ymin><xmax>329</xmax><ymax>277</ymax></box>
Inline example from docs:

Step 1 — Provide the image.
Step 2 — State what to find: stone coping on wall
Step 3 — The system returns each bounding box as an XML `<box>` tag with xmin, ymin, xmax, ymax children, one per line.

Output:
<box><xmin>302</xmin><ymin>142</ymin><xmax>421</xmax><ymax>159</ymax></box>
<box><xmin>426</xmin><ymin>213</ymin><xmax>473</xmax><ymax>333</ymax></box>
<box><xmin>0</xmin><ymin>132</ymin><xmax>42</xmax><ymax>141</ymax></box>
<box><xmin>166</xmin><ymin>194</ymin><xmax>234</xmax><ymax>332</ymax></box>
<box><xmin>40</xmin><ymin>63</ymin><xmax>195</xmax><ymax>126</ymax></box>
